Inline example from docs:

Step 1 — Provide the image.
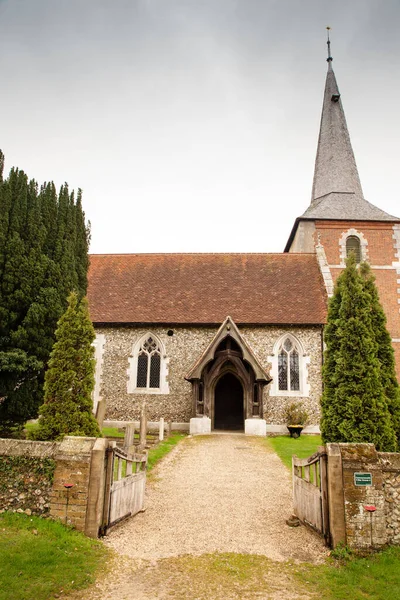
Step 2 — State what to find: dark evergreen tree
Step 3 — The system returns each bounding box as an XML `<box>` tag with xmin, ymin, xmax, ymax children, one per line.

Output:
<box><xmin>0</xmin><ymin>152</ymin><xmax>90</xmax><ymax>433</ymax></box>
<box><xmin>321</xmin><ymin>254</ymin><xmax>397</xmax><ymax>451</ymax></box>
<box><xmin>360</xmin><ymin>262</ymin><xmax>400</xmax><ymax>445</ymax></box>
<box><xmin>31</xmin><ymin>292</ymin><xmax>101</xmax><ymax>440</ymax></box>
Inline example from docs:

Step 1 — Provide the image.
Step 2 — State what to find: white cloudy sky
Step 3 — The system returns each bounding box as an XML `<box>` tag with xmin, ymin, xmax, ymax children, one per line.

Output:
<box><xmin>0</xmin><ymin>0</ymin><xmax>399</xmax><ymax>253</ymax></box>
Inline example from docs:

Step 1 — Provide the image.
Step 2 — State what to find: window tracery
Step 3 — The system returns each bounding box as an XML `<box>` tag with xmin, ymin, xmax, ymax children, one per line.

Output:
<box><xmin>128</xmin><ymin>333</ymin><xmax>169</xmax><ymax>394</ymax></box>
<box><xmin>268</xmin><ymin>334</ymin><xmax>310</xmax><ymax>397</ymax></box>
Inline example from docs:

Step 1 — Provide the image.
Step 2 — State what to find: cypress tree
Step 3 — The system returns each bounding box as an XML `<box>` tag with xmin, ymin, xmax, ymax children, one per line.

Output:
<box><xmin>319</xmin><ymin>275</ymin><xmax>343</xmax><ymax>443</ymax></box>
<box><xmin>321</xmin><ymin>254</ymin><xmax>397</xmax><ymax>451</ymax></box>
<box><xmin>32</xmin><ymin>292</ymin><xmax>101</xmax><ymax>440</ymax></box>
<box><xmin>0</xmin><ymin>153</ymin><xmax>90</xmax><ymax>433</ymax></box>
<box><xmin>359</xmin><ymin>262</ymin><xmax>400</xmax><ymax>445</ymax></box>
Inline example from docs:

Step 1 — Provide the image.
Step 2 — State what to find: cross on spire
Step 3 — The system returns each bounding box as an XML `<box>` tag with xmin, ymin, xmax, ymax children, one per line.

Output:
<box><xmin>326</xmin><ymin>26</ymin><xmax>333</xmax><ymax>66</ymax></box>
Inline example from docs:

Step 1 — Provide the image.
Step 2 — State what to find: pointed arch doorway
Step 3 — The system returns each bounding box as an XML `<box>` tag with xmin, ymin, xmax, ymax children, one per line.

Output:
<box><xmin>214</xmin><ymin>372</ymin><xmax>244</xmax><ymax>431</ymax></box>
<box><xmin>186</xmin><ymin>317</ymin><xmax>272</xmax><ymax>434</ymax></box>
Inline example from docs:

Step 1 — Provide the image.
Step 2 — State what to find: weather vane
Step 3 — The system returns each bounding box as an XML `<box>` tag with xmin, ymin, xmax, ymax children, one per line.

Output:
<box><xmin>326</xmin><ymin>26</ymin><xmax>333</xmax><ymax>63</ymax></box>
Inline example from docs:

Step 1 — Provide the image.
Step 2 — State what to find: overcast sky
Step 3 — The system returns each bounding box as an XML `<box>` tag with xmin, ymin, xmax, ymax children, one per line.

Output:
<box><xmin>0</xmin><ymin>0</ymin><xmax>399</xmax><ymax>254</ymax></box>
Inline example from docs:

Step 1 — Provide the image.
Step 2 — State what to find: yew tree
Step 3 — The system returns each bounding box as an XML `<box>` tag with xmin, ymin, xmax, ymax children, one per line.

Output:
<box><xmin>32</xmin><ymin>292</ymin><xmax>101</xmax><ymax>440</ymax></box>
<box><xmin>320</xmin><ymin>253</ymin><xmax>398</xmax><ymax>451</ymax></box>
<box><xmin>0</xmin><ymin>151</ymin><xmax>89</xmax><ymax>432</ymax></box>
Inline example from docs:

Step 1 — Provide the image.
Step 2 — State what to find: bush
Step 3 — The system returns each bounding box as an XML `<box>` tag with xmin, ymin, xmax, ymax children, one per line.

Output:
<box><xmin>283</xmin><ymin>402</ymin><xmax>308</xmax><ymax>425</ymax></box>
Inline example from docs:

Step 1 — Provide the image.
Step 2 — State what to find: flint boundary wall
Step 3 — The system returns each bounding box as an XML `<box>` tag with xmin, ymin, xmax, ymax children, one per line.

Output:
<box><xmin>326</xmin><ymin>443</ymin><xmax>400</xmax><ymax>549</ymax></box>
<box><xmin>0</xmin><ymin>436</ymin><xmax>107</xmax><ymax>538</ymax></box>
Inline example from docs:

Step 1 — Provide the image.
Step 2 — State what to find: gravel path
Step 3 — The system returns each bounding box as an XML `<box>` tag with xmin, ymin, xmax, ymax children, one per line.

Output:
<box><xmin>104</xmin><ymin>434</ymin><xmax>326</xmax><ymax>563</ymax></box>
<box><xmin>75</xmin><ymin>434</ymin><xmax>328</xmax><ymax>600</ymax></box>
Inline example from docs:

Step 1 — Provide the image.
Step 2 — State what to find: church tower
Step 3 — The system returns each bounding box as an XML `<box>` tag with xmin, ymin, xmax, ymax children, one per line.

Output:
<box><xmin>285</xmin><ymin>34</ymin><xmax>400</xmax><ymax>379</ymax></box>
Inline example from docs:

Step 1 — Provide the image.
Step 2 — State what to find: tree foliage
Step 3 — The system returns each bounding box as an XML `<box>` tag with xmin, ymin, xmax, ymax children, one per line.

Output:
<box><xmin>0</xmin><ymin>151</ymin><xmax>90</xmax><ymax>431</ymax></box>
<box><xmin>32</xmin><ymin>292</ymin><xmax>101</xmax><ymax>440</ymax></box>
<box><xmin>320</xmin><ymin>254</ymin><xmax>399</xmax><ymax>451</ymax></box>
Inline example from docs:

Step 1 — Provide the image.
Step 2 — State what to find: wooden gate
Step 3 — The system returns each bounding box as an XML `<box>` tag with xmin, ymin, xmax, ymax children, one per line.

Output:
<box><xmin>101</xmin><ymin>443</ymin><xmax>147</xmax><ymax>535</ymax></box>
<box><xmin>292</xmin><ymin>449</ymin><xmax>330</xmax><ymax>545</ymax></box>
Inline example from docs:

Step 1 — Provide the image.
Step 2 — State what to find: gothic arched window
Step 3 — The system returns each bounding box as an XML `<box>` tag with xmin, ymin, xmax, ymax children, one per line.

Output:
<box><xmin>128</xmin><ymin>333</ymin><xmax>169</xmax><ymax>394</ymax></box>
<box><xmin>346</xmin><ymin>235</ymin><xmax>361</xmax><ymax>263</ymax></box>
<box><xmin>278</xmin><ymin>337</ymin><xmax>300</xmax><ymax>391</ymax></box>
<box><xmin>268</xmin><ymin>334</ymin><xmax>310</xmax><ymax>397</ymax></box>
<box><xmin>136</xmin><ymin>336</ymin><xmax>161</xmax><ymax>389</ymax></box>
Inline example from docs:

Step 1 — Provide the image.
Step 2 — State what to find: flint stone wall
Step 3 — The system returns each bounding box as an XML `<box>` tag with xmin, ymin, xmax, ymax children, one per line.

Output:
<box><xmin>379</xmin><ymin>452</ymin><xmax>400</xmax><ymax>545</ymax></box>
<box><xmin>0</xmin><ymin>436</ymin><xmax>106</xmax><ymax>538</ymax></box>
<box><xmin>0</xmin><ymin>439</ymin><xmax>58</xmax><ymax>516</ymax></box>
<box><xmin>325</xmin><ymin>444</ymin><xmax>400</xmax><ymax>549</ymax></box>
<box><xmin>96</xmin><ymin>325</ymin><xmax>323</xmax><ymax>425</ymax></box>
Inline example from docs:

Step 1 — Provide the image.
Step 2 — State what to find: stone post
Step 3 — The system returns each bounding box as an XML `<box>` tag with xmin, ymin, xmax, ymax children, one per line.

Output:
<box><xmin>50</xmin><ymin>437</ymin><xmax>97</xmax><ymax>533</ymax></box>
<box><xmin>159</xmin><ymin>418</ymin><xmax>164</xmax><ymax>441</ymax></box>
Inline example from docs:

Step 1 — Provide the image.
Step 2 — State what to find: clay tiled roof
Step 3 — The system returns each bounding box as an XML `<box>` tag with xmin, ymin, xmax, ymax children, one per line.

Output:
<box><xmin>88</xmin><ymin>253</ymin><xmax>327</xmax><ymax>325</ymax></box>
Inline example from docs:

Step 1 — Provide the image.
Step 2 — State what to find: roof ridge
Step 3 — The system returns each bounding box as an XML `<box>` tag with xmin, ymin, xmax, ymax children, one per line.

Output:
<box><xmin>89</xmin><ymin>252</ymin><xmax>318</xmax><ymax>257</ymax></box>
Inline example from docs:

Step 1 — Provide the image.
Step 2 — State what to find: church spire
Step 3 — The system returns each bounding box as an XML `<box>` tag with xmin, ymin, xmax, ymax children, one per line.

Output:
<box><xmin>284</xmin><ymin>32</ymin><xmax>399</xmax><ymax>252</ymax></box>
<box><xmin>310</xmin><ymin>28</ymin><xmax>364</xmax><ymax>205</ymax></box>
<box><xmin>297</xmin><ymin>30</ymin><xmax>398</xmax><ymax>223</ymax></box>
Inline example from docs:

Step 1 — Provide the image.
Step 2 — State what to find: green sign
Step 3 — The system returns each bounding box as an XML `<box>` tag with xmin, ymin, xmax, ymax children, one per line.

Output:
<box><xmin>354</xmin><ymin>472</ymin><xmax>372</xmax><ymax>487</ymax></box>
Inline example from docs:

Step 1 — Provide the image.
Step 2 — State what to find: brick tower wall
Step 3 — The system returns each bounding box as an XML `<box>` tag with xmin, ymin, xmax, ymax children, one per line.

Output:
<box><xmin>314</xmin><ymin>220</ymin><xmax>400</xmax><ymax>380</ymax></box>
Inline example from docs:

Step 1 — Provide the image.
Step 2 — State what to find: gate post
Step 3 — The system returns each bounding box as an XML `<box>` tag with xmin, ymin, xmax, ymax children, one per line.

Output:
<box><xmin>319</xmin><ymin>449</ymin><xmax>330</xmax><ymax>546</ymax></box>
<box><xmin>326</xmin><ymin>443</ymin><xmax>346</xmax><ymax>548</ymax></box>
<box><xmin>100</xmin><ymin>441</ymin><xmax>116</xmax><ymax>535</ymax></box>
<box><xmin>85</xmin><ymin>438</ymin><xmax>108</xmax><ymax>538</ymax></box>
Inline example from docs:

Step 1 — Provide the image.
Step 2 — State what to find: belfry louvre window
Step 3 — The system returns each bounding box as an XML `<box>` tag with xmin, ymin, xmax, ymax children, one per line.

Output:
<box><xmin>278</xmin><ymin>338</ymin><xmax>300</xmax><ymax>391</ymax></box>
<box><xmin>136</xmin><ymin>336</ymin><xmax>161</xmax><ymax>389</ymax></box>
<box><xmin>346</xmin><ymin>235</ymin><xmax>361</xmax><ymax>263</ymax></box>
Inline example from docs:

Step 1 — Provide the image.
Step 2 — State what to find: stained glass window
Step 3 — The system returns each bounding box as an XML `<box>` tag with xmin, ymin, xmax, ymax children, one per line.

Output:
<box><xmin>135</xmin><ymin>335</ymin><xmax>162</xmax><ymax>389</ymax></box>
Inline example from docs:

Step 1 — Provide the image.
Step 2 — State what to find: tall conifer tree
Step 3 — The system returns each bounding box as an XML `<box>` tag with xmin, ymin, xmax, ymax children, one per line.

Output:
<box><xmin>321</xmin><ymin>254</ymin><xmax>397</xmax><ymax>451</ymax></box>
<box><xmin>32</xmin><ymin>293</ymin><xmax>100</xmax><ymax>440</ymax></box>
<box><xmin>359</xmin><ymin>262</ymin><xmax>400</xmax><ymax>445</ymax></box>
<box><xmin>0</xmin><ymin>152</ymin><xmax>90</xmax><ymax>432</ymax></box>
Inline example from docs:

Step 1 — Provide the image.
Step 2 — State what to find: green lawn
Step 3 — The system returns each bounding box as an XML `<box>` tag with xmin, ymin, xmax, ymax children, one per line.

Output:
<box><xmin>267</xmin><ymin>434</ymin><xmax>322</xmax><ymax>469</ymax></box>
<box><xmin>101</xmin><ymin>426</ymin><xmax>125</xmax><ymax>438</ymax></box>
<box><xmin>298</xmin><ymin>546</ymin><xmax>400</xmax><ymax>600</ymax></box>
<box><xmin>147</xmin><ymin>433</ymin><xmax>186</xmax><ymax>471</ymax></box>
<box><xmin>0</xmin><ymin>512</ymin><xmax>108</xmax><ymax>600</ymax></box>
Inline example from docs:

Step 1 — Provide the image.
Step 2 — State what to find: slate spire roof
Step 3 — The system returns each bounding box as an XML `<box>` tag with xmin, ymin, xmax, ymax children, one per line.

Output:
<box><xmin>297</xmin><ymin>42</ymin><xmax>399</xmax><ymax>224</ymax></box>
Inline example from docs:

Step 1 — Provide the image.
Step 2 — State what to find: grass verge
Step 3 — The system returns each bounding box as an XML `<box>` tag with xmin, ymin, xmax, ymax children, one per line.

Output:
<box><xmin>297</xmin><ymin>546</ymin><xmax>400</xmax><ymax>600</ymax></box>
<box><xmin>0</xmin><ymin>512</ymin><xmax>108</xmax><ymax>600</ymax></box>
<box><xmin>147</xmin><ymin>433</ymin><xmax>186</xmax><ymax>472</ymax></box>
<box><xmin>267</xmin><ymin>434</ymin><xmax>322</xmax><ymax>469</ymax></box>
<box><xmin>131</xmin><ymin>552</ymin><xmax>307</xmax><ymax>599</ymax></box>
<box><xmin>101</xmin><ymin>426</ymin><xmax>125</xmax><ymax>438</ymax></box>
<box><xmin>123</xmin><ymin>548</ymin><xmax>400</xmax><ymax>600</ymax></box>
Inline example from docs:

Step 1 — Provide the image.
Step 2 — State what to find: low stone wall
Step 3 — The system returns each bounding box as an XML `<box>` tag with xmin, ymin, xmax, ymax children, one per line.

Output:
<box><xmin>0</xmin><ymin>436</ymin><xmax>107</xmax><ymax>538</ymax></box>
<box><xmin>325</xmin><ymin>443</ymin><xmax>400</xmax><ymax>550</ymax></box>
<box><xmin>379</xmin><ymin>452</ymin><xmax>400</xmax><ymax>545</ymax></box>
<box><xmin>0</xmin><ymin>440</ymin><xmax>59</xmax><ymax>516</ymax></box>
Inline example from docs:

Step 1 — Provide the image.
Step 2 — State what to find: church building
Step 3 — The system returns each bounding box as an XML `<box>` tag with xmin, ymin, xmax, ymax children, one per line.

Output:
<box><xmin>87</xmin><ymin>45</ymin><xmax>400</xmax><ymax>435</ymax></box>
